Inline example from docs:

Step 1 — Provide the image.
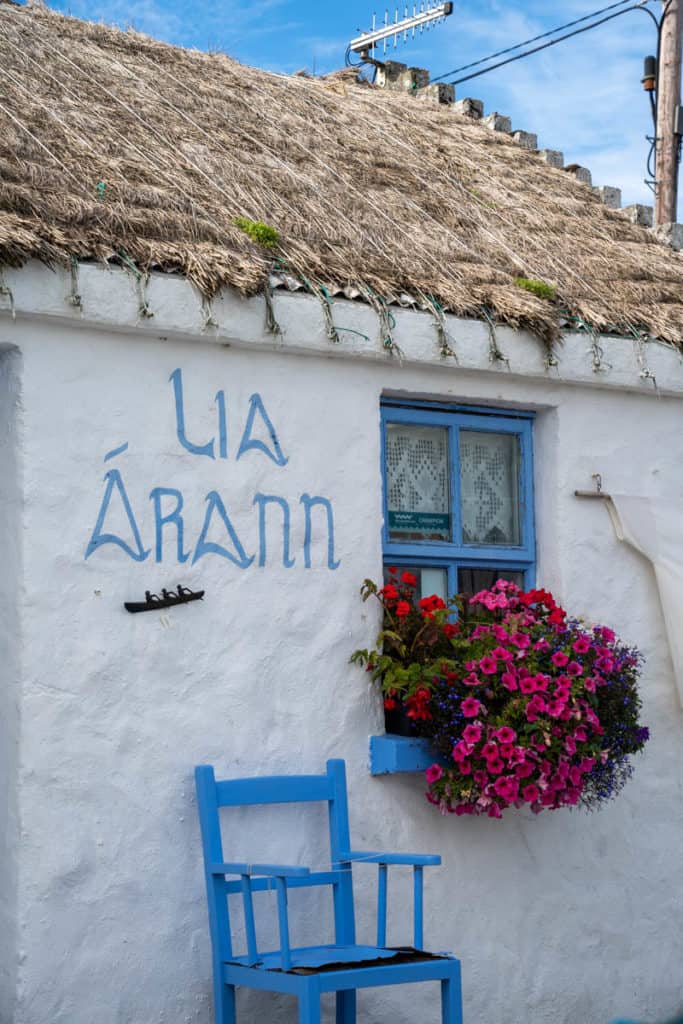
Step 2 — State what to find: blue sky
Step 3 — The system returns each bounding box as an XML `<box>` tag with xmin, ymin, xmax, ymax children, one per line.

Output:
<box><xmin>48</xmin><ymin>0</ymin><xmax>660</xmax><ymax>206</ymax></box>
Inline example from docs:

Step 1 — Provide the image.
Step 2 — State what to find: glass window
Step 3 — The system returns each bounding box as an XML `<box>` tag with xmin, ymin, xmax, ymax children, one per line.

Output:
<box><xmin>460</xmin><ymin>431</ymin><xmax>520</xmax><ymax>546</ymax></box>
<box><xmin>457</xmin><ymin>567</ymin><xmax>525</xmax><ymax>599</ymax></box>
<box><xmin>381</xmin><ymin>402</ymin><xmax>534</xmax><ymax>600</ymax></box>
<box><xmin>381</xmin><ymin>402</ymin><xmax>534</xmax><ymax>736</ymax></box>
<box><xmin>385</xmin><ymin>423</ymin><xmax>451</xmax><ymax>542</ymax></box>
<box><xmin>387</xmin><ymin>565</ymin><xmax>449</xmax><ymax>602</ymax></box>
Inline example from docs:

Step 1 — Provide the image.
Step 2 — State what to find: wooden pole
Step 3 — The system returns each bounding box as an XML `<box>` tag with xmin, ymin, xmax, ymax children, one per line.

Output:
<box><xmin>655</xmin><ymin>0</ymin><xmax>683</xmax><ymax>225</ymax></box>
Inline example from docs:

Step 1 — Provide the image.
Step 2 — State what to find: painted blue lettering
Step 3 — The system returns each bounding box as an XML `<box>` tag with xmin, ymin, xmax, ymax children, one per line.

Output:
<box><xmin>253</xmin><ymin>494</ymin><xmax>295</xmax><ymax>568</ymax></box>
<box><xmin>237</xmin><ymin>393</ymin><xmax>288</xmax><ymax>466</ymax></box>
<box><xmin>192</xmin><ymin>491</ymin><xmax>254</xmax><ymax>567</ymax></box>
<box><xmin>170</xmin><ymin>368</ymin><xmax>215</xmax><ymax>459</ymax></box>
<box><xmin>85</xmin><ymin>468</ymin><xmax>150</xmax><ymax>561</ymax></box>
<box><xmin>150</xmin><ymin>487</ymin><xmax>190</xmax><ymax>563</ymax></box>
<box><xmin>216</xmin><ymin>390</ymin><xmax>227</xmax><ymax>460</ymax></box>
<box><xmin>299</xmin><ymin>494</ymin><xmax>340</xmax><ymax>570</ymax></box>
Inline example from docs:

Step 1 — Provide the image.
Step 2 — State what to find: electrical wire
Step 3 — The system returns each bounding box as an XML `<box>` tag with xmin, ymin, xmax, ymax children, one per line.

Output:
<box><xmin>430</xmin><ymin>0</ymin><xmax>637</xmax><ymax>83</ymax></box>
<box><xmin>435</xmin><ymin>4</ymin><xmax>660</xmax><ymax>88</ymax></box>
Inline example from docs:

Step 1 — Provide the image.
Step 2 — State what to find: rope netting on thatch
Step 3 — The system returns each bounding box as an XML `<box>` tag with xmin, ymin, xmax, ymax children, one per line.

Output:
<box><xmin>1</xmin><ymin>0</ymin><xmax>683</xmax><ymax>347</ymax></box>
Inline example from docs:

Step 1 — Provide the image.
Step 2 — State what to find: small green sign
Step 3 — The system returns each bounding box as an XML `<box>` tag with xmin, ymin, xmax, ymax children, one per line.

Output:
<box><xmin>388</xmin><ymin>511</ymin><xmax>450</xmax><ymax>533</ymax></box>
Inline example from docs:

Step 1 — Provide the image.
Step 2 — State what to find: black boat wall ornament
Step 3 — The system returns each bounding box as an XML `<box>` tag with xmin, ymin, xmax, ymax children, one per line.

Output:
<box><xmin>124</xmin><ymin>585</ymin><xmax>205</xmax><ymax>614</ymax></box>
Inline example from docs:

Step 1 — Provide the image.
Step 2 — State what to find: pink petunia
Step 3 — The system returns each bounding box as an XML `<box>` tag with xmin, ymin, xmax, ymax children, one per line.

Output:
<box><xmin>473</xmin><ymin>769</ymin><xmax>489</xmax><ymax>787</ymax></box>
<box><xmin>551</xmin><ymin>651</ymin><xmax>569</xmax><ymax>668</ymax></box>
<box><xmin>486</xmin><ymin>757</ymin><xmax>505</xmax><ymax>775</ymax></box>
<box><xmin>522</xmin><ymin>784</ymin><xmax>540</xmax><ymax>803</ymax></box>
<box><xmin>499</xmin><ymin>743</ymin><xmax>515</xmax><ymax>760</ymax></box>
<box><xmin>452</xmin><ymin>740</ymin><xmax>474</xmax><ymax>761</ymax></box>
<box><xmin>495</xmin><ymin>726</ymin><xmax>517</xmax><ymax>744</ymax></box>
<box><xmin>487</xmin><ymin>803</ymin><xmax>503</xmax><ymax>819</ymax></box>
<box><xmin>461</xmin><ymin>697</ymin><xmax>481</xmax><ymax>718</ymax></box>
<box><xmin>569</xmin><ymin>766</ymin><xmax>582</xmax><ymax>787</ymax></box>
<box><xmin>519</xmin><ymin>676</ymin><xmax>537</xmax><ymax>695</ymax></box>
<box><xmin>511</xmin><ymin>632</ymin><xmax>531</xmax><ymax>650</ymax></box>
<box><xmin>463</xmin><ymin>724</ymin><xmax>483</xmax><ymax>744</ymax></box>
<box><xmin>567</xmin><ymin>661</ymin><xmax>584</xmax><ymax>677</ymax></box>
<box><xmin>565</xmin><ymin>736</ymin><xmax>577</xmax><ymax>756</ymax></box>
<box><xmin>482</xmin><ymin>741</ymin><xmax>499</xmax><ymax>759</ymax></box>
<box><xmin>574</xmin><ymin>726</ymin><xmax>588</xmax><ymax>742</ymax></box>
<box><xmin>508</xmin><ymin>746</ymin><xmax>527</xmax><ymax>767</ymax></box>
<box><xmin>425</xmin><ymin>764</ymin><xmax>443</xmax><ymax>784</ymax></box>
<box><xmin>463</xmin><ymin>673</ymin><xmax>482</xmax><ymax>687</ymax></box>
<box><xmin>501</xmin><ymin>672</ymin><xmax>518</xmax><ymax>691</ymax></box>
<box><xmin>534</xmin><ymin>639</ymin><xmax>551</xmax><ymax>653</ymax></box>
<box><xmin>491</xmin><ymin>646</ymin><xmax>514</xmax><ymax>662</ymax></box>
<box><xmin>573</xmin><ymin>636</ymin><xmax>591</xmax><ymax>654</ymax></box>
<box><xmin>479</xmin><ymin>655</ymin><xmax>498</xmax><ymax>676</ymax></box>
<box><xmin>583</xmin><ymin>677</ymin><xmax>597</xmax><ymax>693</ymax></box>
<box><xmin>458</xmin><ymin>759</ymin><xmax>472</xmax><ymax>775</ymax></box>
<box><xmin>493</xmin><ymin>776</ymin><xmax>519</xmax><ymax>802</ymax></box>
<box><xmin>534</xmin><ymin>674</ymin><xmax>550</xmax><ymax>692</ymax></box>
<box><xmin>515</xmin><ymin>762</ymin><xmax>534</xmax><ymax>779</ymax></box>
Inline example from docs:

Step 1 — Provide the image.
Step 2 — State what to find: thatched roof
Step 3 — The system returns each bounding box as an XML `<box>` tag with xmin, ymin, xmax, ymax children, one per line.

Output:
<box><xmin>1</xmin><ymin>0</ymin><xmax>682</xmax><ymax>347</ymax></box>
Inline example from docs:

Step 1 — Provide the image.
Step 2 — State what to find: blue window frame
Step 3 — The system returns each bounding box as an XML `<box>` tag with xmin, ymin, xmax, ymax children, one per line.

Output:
<box><xmin>380</xmin><ymin>399</ymin><xmax>535</xmax><ymax>596</ymax></box>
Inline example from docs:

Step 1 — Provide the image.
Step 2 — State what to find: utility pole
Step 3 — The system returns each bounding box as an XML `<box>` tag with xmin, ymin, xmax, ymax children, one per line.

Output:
<box><xmin>655</xmin><ymin>0</ymin><xmax>683</xmax><ymax>225</ymax></box>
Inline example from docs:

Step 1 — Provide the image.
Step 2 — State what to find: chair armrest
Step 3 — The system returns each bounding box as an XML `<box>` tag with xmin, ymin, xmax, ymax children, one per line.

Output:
<box><xmin>343</xmin><ymin>851</ymin><xmax>441</xmax><ymax>866</ymax></box>
<box><xmin>209</xmin><ymin>862</ymin><xmax>311</xmax><ymax>877</ymax></box>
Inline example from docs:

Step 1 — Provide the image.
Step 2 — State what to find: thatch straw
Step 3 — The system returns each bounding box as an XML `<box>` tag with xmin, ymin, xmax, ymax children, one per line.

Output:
<box><xmin>1</xmin><ymin>0</ymin><xmax>682</xmax><ymax>347</ymax></box>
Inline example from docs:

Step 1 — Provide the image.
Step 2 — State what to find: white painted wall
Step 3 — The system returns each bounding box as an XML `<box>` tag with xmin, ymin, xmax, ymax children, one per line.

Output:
<box><xmin>0</xmin><ymin>346</ymin><xmax>21</xmax><ymax>1024</ymax></box>
<box><xmin>1</xmin><ymin>263</ymin><xmax>683</xmax><ymax>1024</ymax></box>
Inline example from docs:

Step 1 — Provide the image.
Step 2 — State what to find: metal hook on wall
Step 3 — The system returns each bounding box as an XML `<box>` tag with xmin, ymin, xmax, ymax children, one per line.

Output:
<box><xmin>574</xmin><ymin>473</ymin><xmax>612</xmax><ymax>500</ymax></box>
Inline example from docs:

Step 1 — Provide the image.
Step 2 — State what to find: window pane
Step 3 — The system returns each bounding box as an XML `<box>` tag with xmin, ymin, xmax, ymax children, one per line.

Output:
<box><xmin>459</xmin><ymin>431</ymin><xmax>521</xmax><ymax>546</ymax></box>
<box><xmin>387</xmin><ymin>565</ymin><xmax>449</xmax><ymax>602</ymax></box>
<box><xmin>385</xmin><ymin>423</ymin><xmax>450</xmax><ymax>542</ymax></box>
<box><xmin>457</xmin><ymin>567</ymin><xmax>525</xmax><ymax>599</ymax></box>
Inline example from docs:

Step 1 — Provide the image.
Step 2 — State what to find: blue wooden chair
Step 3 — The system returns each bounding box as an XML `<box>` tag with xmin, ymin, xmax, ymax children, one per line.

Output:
<box><xmin>195</xmin><ymin>758</ymin><xmax>463</xmax><ymax>1024</ymax></box>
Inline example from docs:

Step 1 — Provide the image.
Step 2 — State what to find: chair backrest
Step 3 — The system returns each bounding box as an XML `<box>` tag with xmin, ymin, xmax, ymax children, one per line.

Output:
<box><xmin>195</xmin><ymin>759</ymin><xmax>356</xmax><ymax>963</ymax></box>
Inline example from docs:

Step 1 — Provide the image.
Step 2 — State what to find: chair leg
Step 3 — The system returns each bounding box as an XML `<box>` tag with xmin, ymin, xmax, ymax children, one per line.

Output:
<box><xmin>441</xmin><ymin>970</ymin><xmax>463</xmax><ymax>1024</ymax></box>
<box><xmin>336</xmin><ymin>989</ymin><xmax>356</xmax><ymax>1024</ymax></box>
<box><xmin>214</xmin><ymin>982</ymin><xmax>236</xmax><ymax>1024</ymax></box>
<box><xmin>298</xmin><ymin>986</ymin><xmax>321</xmax><ymax>1024</ymax></box>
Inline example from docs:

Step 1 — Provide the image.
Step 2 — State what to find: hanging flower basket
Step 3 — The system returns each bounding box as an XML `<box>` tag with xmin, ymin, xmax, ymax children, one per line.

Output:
<box><xmin>351</xmin><ymin>574</ymin><xmax>649</xmax><ymax>819</ymax></box>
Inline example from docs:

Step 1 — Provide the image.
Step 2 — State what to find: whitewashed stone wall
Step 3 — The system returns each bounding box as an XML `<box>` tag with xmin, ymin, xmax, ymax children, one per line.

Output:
<box><xmin>1</xmin><ymin>262</ymin><xmax>682</xmax><ymax>1024</ymax></box>
<box><xmin>0</xmin><ymin>347</ymin><xmax>21</xmax><ymax>1024</ymax></box>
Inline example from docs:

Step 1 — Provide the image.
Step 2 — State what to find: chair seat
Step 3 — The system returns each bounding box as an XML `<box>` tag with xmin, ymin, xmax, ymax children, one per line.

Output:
<box><xmin>227</xmin><ymin>944</ymin><xmax>447</xmax><ymax>975</ymax></box>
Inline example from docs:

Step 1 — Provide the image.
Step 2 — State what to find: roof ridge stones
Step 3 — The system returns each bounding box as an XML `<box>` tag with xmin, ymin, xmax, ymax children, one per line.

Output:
<box><xmin>376</xmin><ymin>59</ymin><xmax>681</xmax><ymax>251</ymax></box>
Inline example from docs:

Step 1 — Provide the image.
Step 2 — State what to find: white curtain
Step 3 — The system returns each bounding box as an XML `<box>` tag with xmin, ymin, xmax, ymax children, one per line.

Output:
<box><xmin>606</xmin><ymin>496</ymin><xmax>683</xmax><ymax>706</ymax></box>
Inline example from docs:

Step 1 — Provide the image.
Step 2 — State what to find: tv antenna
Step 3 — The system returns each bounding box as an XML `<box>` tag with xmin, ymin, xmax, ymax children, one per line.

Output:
<box><xmin>348</xmin><ymin>3</ymin><xmax>454</xmax><ymax>61</ymax></box>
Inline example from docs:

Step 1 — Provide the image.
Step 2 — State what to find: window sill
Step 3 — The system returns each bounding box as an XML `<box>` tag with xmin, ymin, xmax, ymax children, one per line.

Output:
<box><xmin>369</xmin><ymin>734</ymin><xmax>438</xmax><ymax>775</ymax></box>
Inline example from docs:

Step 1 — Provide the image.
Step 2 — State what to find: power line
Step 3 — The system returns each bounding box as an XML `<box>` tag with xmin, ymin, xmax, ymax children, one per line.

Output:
<box><xmin>432</xmin><ymin>0</ymin><xmax>660</xmax><ymax>86</ymax></box>
<box><xmin>431</xmin><ymin>0</ymin><xmax>636</xmax><ymax>82</ymax></box>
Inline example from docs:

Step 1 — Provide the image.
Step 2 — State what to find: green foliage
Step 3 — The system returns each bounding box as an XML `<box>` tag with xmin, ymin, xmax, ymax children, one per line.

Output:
<box><xmin>514</xmin><ymin>277</ymin><xmax>557</xmax><ymax>301</ymax></box>
<box><xmin>233</xmin><ymin>217</ymin><xmax>280</xmax><ymax>248</ymax></box>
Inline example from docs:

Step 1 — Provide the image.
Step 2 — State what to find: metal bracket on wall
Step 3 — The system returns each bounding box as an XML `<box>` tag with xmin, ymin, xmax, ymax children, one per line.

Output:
<box><xmin>574</xmin><ymin>473</ymin><xmax>611</xmax><ymax>500</ymax></box>
<box><xmin>124</xmin><ymin>585</ymin><xmax>205</xmax><ymax>614</ymax></box>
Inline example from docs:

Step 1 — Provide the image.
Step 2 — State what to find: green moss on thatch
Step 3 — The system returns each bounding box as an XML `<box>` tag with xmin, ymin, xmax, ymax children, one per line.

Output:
<box><xmin>514</xmin><ymin>277</ymin><xmax>557</xmax><ymax>301</ymax></box>
<box><xmin>233</xmin><ymin>218</ymin><xmax>280</xmax><ymax>248</ymax></box>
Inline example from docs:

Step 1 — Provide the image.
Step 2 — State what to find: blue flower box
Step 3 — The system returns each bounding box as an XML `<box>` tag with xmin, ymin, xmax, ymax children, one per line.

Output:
<box><xmin>369</xmin><ymin>735</ymin><xmax>438</xmax><ymax>775</ymax></box>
